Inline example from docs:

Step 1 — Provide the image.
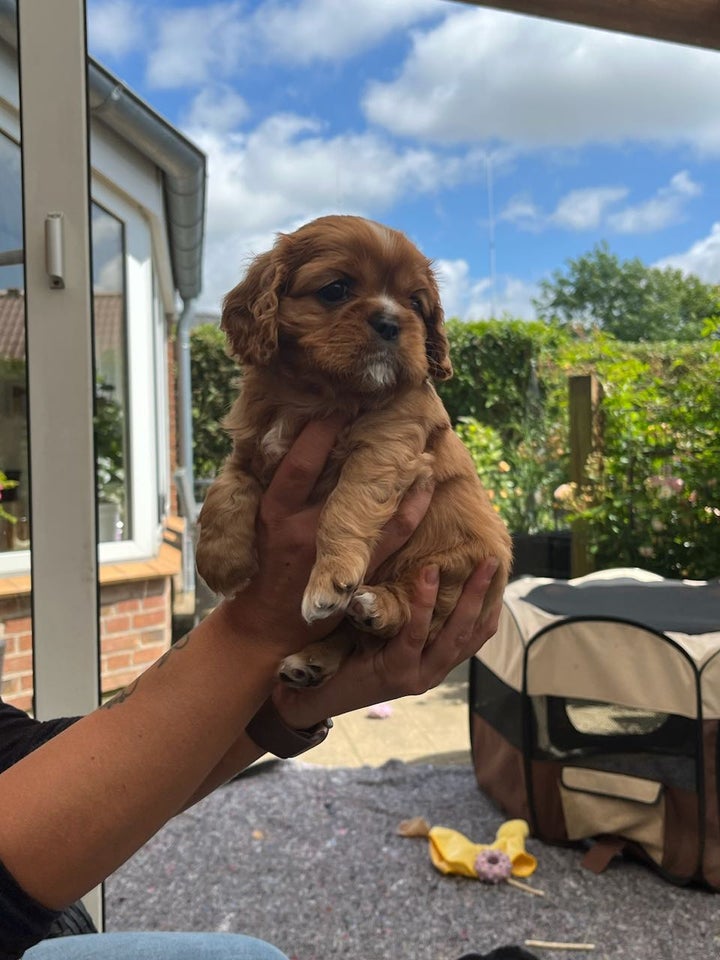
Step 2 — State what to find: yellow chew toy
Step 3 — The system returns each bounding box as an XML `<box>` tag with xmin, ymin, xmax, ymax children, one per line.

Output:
<box><xmin>426</xmin><ymin>819</ymin><xmax>537</xmax><ymax>879</ymax></box>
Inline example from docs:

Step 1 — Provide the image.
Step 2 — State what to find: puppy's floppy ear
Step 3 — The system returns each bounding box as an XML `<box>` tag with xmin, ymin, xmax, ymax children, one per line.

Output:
<box><xmin>425</xmin><ymin>271</ymin><xmax>453</xmax><ymax>381</ymax></box>
<box><xmin>221</xmin><ymin>247</ymin><xmax>287</xmax><ymax>367</ymax></box>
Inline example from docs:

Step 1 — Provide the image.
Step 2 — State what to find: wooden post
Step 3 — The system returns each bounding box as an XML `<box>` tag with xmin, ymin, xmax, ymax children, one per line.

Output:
<box><xmin>569</xmin><ymin>374</ymin><xmax>603</xmax><ymax>577</ymax></box>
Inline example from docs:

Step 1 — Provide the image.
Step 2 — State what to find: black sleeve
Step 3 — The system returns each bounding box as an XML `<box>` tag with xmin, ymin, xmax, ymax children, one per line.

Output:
<box><xmin>0</xmin><ymin>698</ymin><xmax>80</xmax><ymax>958</ymax></box>
<box><xmin>0</xmin><ymin>698</ymin><xmax>78</xmax><ymax>773</ymax></box>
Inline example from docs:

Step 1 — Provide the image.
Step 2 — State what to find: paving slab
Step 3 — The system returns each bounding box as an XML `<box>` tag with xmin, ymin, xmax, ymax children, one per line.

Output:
<box><xmin>302</xmin><ymin>661</ymin><xmax>472</xmax><ymax>768</ymax></box>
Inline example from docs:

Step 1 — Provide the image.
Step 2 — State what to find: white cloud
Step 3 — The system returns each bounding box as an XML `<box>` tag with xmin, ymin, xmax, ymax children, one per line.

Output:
<box><xmin>145</xmin><ymin>0</ymin><xmax>441</xmax><ymax>89</ymax></box>
<box><xmin>552</xmin><ymin>186</ymin><xmax>629</xmax><ymax>231</ymax></box>
<box><xmin>146</xmin><ymin>2</ymin><xmax>249</xmax><ymax>89</ymax></box>
<box><xmin>184</xmin><ymin>86</ymin><xmax>250</xmax><ymax>133</ymax></box>
<box><xmin>500</xmin><ymin>173</ymin><xmax>700</xmax><ymax>235</ymax></box>
<box><xmin>96</xmin><ymin>254</ymin><xmax>124</xmax><ymax>293</ymax></box>
<box><xmin>503</xmin><ymin>186</ymin><xmax>628</xmax><ymax>232</ymax></box>
<box><xmin>362</xmin><ymin>7</ymin><xmax>720</xmax><ymax>153</ymax></box>
<box><xmin>87</xmin><ymin>0</ymin><xmax>143</xmax><ymax>59</ymax></box>
<box><xmin>500</xmin><ymin>194</ymin><xmax>543</xmax><ymax>230</ymax></box>
<box><xmin>188</xmin><ymin>113</ymin><xmax>486</xmax><ymax>310</ymax></box>
<box><xmin>608</xmin><ymin>170</ymin><xmax>702</xmax><ymax>233</ymax></box>
<box><xmin>434</xmin><ymin>258</ymin><xmax>538</xmax><ymax>321</ymax></box>
<box><xmin>256</xmin><ymin>0</ymin><xmax>442</xmax><ymax>65</ymax></box>
<box><xmin>655</xmin><ymin>222</ymin><xmax>720</xmax><ymax>284</ymax></box>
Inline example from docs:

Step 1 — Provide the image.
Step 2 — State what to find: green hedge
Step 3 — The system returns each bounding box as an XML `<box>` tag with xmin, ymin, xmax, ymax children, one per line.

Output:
<box><xmin>437</xmin><ymin>318</ymin><xmax>568</xmax><ymax>438</ymax></box>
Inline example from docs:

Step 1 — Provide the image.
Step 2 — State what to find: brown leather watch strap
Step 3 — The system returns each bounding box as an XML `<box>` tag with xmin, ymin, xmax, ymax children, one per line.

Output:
<box><xmin>246</xmin><ymin>697</ymin><xmax>333</xmax><ymax>759</ymax></box>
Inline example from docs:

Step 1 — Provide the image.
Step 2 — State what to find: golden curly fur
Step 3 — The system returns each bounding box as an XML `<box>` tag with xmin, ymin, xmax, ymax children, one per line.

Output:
<box><xmin>195</xmin><ymin>215</ymin><xmax>512</xmax><ymax>686</ymax></box>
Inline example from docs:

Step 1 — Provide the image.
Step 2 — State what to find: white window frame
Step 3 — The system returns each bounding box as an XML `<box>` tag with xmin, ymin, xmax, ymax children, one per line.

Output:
<box><xmin>91</xmin><ymin>180</ymin><xmax>162</xmax><ymax>563</ymax></box>
<box><xmin>0</xmin><ymin>104</ymin><xmax>173</xmax><ymax>576</ymax></box>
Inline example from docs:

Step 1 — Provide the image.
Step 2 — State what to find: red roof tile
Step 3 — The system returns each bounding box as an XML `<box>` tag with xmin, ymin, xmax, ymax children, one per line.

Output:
<box><xmin>0</xmin><ymin>290</ymin><xmax>123</xmax><ymax>361</ymax></box>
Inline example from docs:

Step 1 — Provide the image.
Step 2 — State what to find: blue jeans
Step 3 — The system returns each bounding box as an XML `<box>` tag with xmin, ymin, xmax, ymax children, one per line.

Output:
<box><xmin>24</xmin><ymin>933</ymin><xmax>289</xmax><ymax>959</ymax></box>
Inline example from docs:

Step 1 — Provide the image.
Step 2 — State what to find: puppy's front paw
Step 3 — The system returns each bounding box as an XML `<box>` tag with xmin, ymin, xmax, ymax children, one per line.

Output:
<box><xmin>278</xmin><ymin>654</ymin><xmax>329</xmax><ymax>688</ymax></box>
<box><xmin>301</xmin><ymin>559</ymin><xmax>364</xmax><ymax>623</ymax></box>
<box><xmin>346</xmin><ymin>584</ymin><xmax>408</xmax><ymax>638</ymax></box>
<box><xmin>279</xmin><ymin>645</ymin><xmax>345</xmax><ymax>688</ymax></box>
<box><xmin>347</xmin><ymin>590</ymin><xmax>382</xmax><ymax>631</ymax></box>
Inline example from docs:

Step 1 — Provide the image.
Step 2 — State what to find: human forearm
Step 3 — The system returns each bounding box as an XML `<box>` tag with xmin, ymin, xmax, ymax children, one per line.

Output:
<box><xmin>180</xmin><ymin>731</ymin><xmax>266</xmax><ymax>810</ymax></box>
<box><xmin>0</xmin><ymin>602</ymin><xmax>281</xmax><ymax>910</ymax></box>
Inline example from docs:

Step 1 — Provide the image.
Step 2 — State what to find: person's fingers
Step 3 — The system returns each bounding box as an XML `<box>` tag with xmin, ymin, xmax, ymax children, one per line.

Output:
<box><xmin>478</xmin><ymin>596</ymin><xmax>502</xmax><ymax>642</ymax></box>
<box><xmin>408</xmin><ymin>565</ymin><xmax>440</xmax><ymax>643</ymax></box>
<box><xmin>444</xmin><ymin>558</ymin><xmax>498</xmax><ymax>633</ymax></box>
<box><xmin>421</xmin><ymin>558</ymin><xmax>499</xmax><ymax>669</ymax></box>
<box><xmin>262</xmin><ymin>416</ymin><xmax>346</xmax><ymax>517</ymax></box>
<box><xmin>367</xmin><ymin>483</ymin><xmax>434</xmax><ymax>575</ymax></box>
<box><xmin>379</xmin><ymin>565</ymin><xmax>439</xmax><ymax>676</ymax></box>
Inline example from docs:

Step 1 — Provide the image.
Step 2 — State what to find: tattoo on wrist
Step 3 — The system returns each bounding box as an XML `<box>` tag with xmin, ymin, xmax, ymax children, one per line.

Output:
<box><xmin>156</xmin><ymin>633</ymin><xmax>191</xmax><ymax>668</ymax></box>
<box><xmin>100</xmin><ymin>634</ymin><xmax>192</xmax><ymax>710</ymax></box>
<box><xmin>100</xmin><ymin>678</ymin><xmax>139</xmax><ymax>710</ymax></box>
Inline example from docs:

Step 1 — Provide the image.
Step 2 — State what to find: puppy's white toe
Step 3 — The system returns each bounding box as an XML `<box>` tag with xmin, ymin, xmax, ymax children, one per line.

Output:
<box><xmin>278</xmin><ymin>654</ymin><xmax>328</xmax><ymax>688</ymax></box>
<box><xmin>347</xmin><ymin>590</ymin><xmax>380</xmax><ymax>630</ymax></box>
<box><xmin>301</xmin><ymin>585</ymin><xmax>352</xmax><ymax>624</ymax></box>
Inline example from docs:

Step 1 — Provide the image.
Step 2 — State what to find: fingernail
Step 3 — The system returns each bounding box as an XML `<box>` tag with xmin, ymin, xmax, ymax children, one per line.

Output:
<box><xmin>424</xmin><ymin>564</ymin><xmax>440</xmax><ymax>585</ymax></box>
<box><xmin>486</xmin><ymin>557</ymin><xmax>500</xmax><ymax>575</ymax></box>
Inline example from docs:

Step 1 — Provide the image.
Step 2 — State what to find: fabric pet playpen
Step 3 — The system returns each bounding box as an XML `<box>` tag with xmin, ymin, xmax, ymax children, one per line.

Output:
<box><xmin>469</xmin><ymin>568</ymin><xmax>720</xmax><ymax>888</ymax></box>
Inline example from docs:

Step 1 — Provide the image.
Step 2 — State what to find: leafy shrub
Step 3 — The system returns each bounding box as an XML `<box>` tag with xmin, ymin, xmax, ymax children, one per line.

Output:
<box><xmin>454</xmin><ymin>416</ymin><xmax>566</xmax><ymax>534</ymax></box>
<box><xmin>555</xmin><ymin>334</ymin><xmax>720</xmax><ymax>579</ymax></box>
<box><xmin>444</xmin><ymin>320</ymin><xmax>570</xmax><ymax>534</ymax></box>
<box><xmin>0</xmin><ymin>470</ymin><xmax>18</xmax><ymax>525</ymax></box>
<box><xmin>189</xmin><ymin>323</ymin><xmax>236</xmax><ymax>480</ymax></box>
<box><xmin>94</xmin><ymin>378</ymin><xmax>125</xmax><ymax>505</ymax></box>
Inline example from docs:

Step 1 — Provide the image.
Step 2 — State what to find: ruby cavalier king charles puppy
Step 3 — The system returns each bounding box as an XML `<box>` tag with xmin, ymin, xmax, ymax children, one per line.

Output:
<box><xmin>196</xmin><ymin>215</ymin><xmax>512</xmax><ymax>687</ymax></box>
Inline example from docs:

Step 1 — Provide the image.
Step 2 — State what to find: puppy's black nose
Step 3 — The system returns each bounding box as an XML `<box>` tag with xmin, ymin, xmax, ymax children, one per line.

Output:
<box><xmin>368</xmin><ymin>311</ymin><xmax>400</xmax><ymax>342</ymax></box>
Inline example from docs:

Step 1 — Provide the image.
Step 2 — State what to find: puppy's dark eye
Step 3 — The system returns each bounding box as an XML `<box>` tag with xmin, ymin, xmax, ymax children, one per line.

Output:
<box><xmin>410</xmin><ymin>296</ymin><xmax>425</xmax><ymax>317</ymax></box>
<box><xmin>317</xmin><ymin>280</ymin><xmax>351</xmax><ymax>304</ymax></box>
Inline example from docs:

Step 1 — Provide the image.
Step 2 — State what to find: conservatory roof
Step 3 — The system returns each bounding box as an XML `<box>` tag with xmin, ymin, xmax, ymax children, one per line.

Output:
<box><xmin>454</xmin><ymin>0</ymin><xmax>720</xmax><ymax>51</ymax></box>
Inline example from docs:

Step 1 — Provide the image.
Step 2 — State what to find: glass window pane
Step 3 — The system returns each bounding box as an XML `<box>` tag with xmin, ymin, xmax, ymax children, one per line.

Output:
<box><xmin>0</xmin><ymin>99</ymin><xmax>34</xmax><ymax>713</ymax></box>
<box><xmin>0</xmin><ymin>130</ymin><xmax>29</xmax><ymax>557</ymax></box>
<box><xmin>92</xmin><ymin>203</ymin><xmax>130</xmax><ymax>542</ymax></box>
<box><xmin>0</xmin><ymin>149</ymin><xmax>131</xmax><ymax>551</ymax></box>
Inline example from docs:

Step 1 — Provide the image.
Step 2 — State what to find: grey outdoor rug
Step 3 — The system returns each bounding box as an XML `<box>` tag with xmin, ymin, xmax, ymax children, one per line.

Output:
<box><xmin>106</xmin><ymin>760</ymin><xmax>719</xmax><ymax>960</ymax></box>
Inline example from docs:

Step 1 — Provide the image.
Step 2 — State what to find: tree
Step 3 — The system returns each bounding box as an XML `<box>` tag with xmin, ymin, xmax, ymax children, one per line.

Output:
<box><xmin>533</xmin><ymin>242</ymin><xmax>720</xmax><ymax>342</ymax></box>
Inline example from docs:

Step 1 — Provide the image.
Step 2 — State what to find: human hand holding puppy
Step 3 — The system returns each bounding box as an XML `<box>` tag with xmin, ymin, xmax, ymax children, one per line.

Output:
<box><xmin>257</xmin><ymin>422</ymin><xmax>503</xmax><ymax>727</ymax></box>
<box><xmin>272</xmin><ymin>558</ymin><xmax>502</xmax><ymax>733</ymax></box>
<box><xmin>222</xmin><ymin>417</ymin><xmax>500</xmax><ymax>669</ymax></box>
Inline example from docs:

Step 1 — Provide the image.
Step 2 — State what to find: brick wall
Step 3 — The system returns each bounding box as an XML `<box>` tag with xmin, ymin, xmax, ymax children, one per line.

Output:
<box><xmin>0</xmin><ymin>575</ymin><xmax>172</xmax><ymax>713</ymax></box>
<box><xmin>0</xmin><ymin>594</ymin><xmax>33</xmax><ymax>711</ymax></box>
<box><xmin>99</xmin><ymin>577</ymin><xmax>172</xmax><ymax>694</ymax></box>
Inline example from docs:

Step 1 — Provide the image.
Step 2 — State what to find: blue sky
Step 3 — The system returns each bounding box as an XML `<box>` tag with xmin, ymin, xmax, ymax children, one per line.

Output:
<box><xmin>86</xmin><ymin>0</ymin><xmax>720</xmax><ymax>319</ymax></box>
